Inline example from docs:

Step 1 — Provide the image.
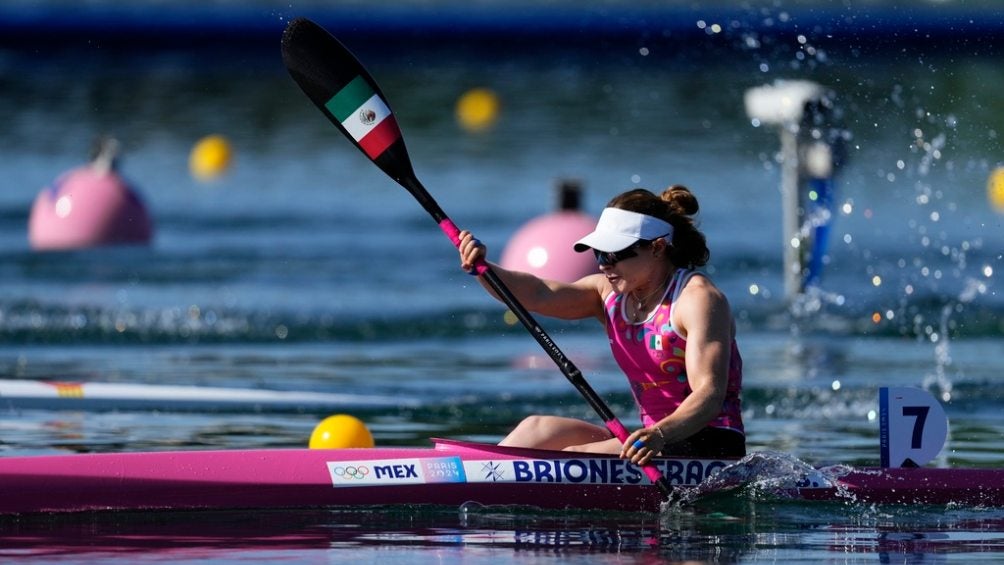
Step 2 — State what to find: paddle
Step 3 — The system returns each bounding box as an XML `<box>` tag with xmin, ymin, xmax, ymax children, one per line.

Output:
<box><xmin>281</xmin><ymin>17</ymin><xmax>673</xmax><ymax>499</ymax></box>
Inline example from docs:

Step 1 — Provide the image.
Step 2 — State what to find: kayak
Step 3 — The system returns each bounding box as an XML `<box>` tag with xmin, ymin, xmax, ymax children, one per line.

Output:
<box><xmin>0</xmin><ymin>438</ymin><xmax>1000</xmax><ymax>515</ymax></box>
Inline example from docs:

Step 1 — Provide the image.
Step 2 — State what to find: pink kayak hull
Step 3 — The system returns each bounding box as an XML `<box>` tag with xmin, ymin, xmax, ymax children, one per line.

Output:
<box><xmin>0</xmin><ymin>439</ymin><xmax>999</xmax><ymax>515</ymax></box>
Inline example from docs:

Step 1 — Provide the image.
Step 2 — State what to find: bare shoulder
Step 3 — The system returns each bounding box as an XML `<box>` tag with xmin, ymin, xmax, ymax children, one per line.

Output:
<box><xmin>678</xmin><ymin>271</ymin><xmax>726</xmax><ymax>300</ymax></box>
<box><xmin>673</xmin><ymin>272</ymin><xmax>734</xmax><ymax>335</ymax></box>
<box><xmin>582</xmin><ymin>272</ymin><xmax>613</xmax><ymax>297</ymax></box>
<box><xmin>578</xmin><ymin>272</ymin><xmax>613</xmax><ymax>313</ymax></box>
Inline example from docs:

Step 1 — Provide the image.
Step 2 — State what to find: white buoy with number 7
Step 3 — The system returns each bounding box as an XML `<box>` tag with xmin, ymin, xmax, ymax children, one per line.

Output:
<box><xmin>880</xmin><ymin>386</ymin><xmax>949</xmax><ymax>469</ymax></box>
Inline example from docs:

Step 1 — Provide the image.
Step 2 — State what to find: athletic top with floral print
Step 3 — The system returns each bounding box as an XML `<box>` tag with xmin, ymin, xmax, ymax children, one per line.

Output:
<box><xmin>603</xmin><ymin>268</ymin><xmax>744</xmax><ymax>434</ymax></box>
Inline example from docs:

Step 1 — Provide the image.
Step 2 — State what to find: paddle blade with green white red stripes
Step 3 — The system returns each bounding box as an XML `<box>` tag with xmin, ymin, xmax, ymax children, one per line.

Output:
<box><xmin>281</xmin><ymin>17</ymin><xmax>415</xmax><ymax>184</ymax></box>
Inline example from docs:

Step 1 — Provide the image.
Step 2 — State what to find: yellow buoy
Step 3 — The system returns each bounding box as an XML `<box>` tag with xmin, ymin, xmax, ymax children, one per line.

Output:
<box><xmin>309</xmin><ymin>414</ymin><xmax>375</xmax><ymax>449</ymax></box>
<box><xmin>456</xmin><ymin>88</ymin><xmax>500</xmax><ymax>133</ymax></box>
<box><xmin>988</xmin><ymin>166</ymin><xmax>1004</xmax><ymax>213</ymax></box>
<box><xmin>189</xmin><ymin>134</ymin><xmax>234</xmax><ymax>181</ymax></box>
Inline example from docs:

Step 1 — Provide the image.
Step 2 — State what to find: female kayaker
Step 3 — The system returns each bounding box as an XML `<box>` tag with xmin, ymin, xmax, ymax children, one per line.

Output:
<box><xmin>457</xmin><ymin>185</ymin><xmax>745</xmax><ymax>465</ymax></box>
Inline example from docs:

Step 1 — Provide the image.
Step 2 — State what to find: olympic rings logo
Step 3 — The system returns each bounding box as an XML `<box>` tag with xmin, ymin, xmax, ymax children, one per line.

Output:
<box><xmin>331</xmin><ymin>465</ymin><xmax>370</xmax><ymax>480</ymax></box>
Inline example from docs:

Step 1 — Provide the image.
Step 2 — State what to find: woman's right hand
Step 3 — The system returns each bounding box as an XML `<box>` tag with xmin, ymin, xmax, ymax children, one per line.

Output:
<box><xmin>458</xmin><ymin>230</ymin><xmax>486</xmax><ymax>275</ymax></box>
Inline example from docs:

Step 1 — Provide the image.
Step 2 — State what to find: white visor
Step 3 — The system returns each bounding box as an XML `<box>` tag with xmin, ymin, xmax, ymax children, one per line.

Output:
<box><xmin>573</xmin><ymin>208</ymin><xmax>673</xmax><ymax>253</ymax></box>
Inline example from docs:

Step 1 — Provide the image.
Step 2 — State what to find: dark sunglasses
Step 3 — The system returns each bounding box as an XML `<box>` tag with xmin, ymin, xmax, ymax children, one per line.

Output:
<box><xmin>593</xmin><ymin>240</ymin><xmax>651</xmax><ymax>267</ymax></box>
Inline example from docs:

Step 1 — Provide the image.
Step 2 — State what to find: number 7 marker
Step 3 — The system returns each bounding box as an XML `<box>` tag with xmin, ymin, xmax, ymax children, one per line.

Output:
<box><xmin>879</xmin><ymin>387</ymin><xmax>949</xmax><ymax>468</ymax></box>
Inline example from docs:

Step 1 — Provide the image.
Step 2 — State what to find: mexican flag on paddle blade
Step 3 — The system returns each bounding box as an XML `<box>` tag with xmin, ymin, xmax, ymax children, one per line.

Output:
<box><xmin>325</xmin><ymin>76</ymin><xmax>401</xmax><ymax>160</ymax></box>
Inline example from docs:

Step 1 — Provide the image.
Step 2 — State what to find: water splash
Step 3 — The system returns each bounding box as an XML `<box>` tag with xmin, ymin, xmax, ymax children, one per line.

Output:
<box><xmin>904</xmin><ymin>119</ymin><xmax>991</xmax><ymax>400</ymax></box>
<box><xmin>665</xmin><ymin>450</ymin><xmax>850</xmax><ymax>508</ymax></box>
<box><xmin>923</xmin><ymin>277</ymin><xmax>988</xmax><ymax>403</ymax></box>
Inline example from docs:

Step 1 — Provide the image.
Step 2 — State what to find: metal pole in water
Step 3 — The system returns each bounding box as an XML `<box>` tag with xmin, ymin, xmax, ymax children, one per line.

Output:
<box><xmin>744</xmin><ymin>80</ymin><xmax>845</xmax><ymax>305</ymax></box>
<box><xmin>778</xmin><ymin>123</ymin><xmax>802</xmax><ymax>302</ymax></box>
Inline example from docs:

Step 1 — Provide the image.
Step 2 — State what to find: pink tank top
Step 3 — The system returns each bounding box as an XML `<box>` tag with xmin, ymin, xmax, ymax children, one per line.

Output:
<box><xmin>603</xmin><ymin>268</ymin><xmax>744</xmax><ymax>435</ymax></box>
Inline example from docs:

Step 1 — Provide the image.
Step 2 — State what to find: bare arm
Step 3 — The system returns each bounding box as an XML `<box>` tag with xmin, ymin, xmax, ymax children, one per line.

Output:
<box><xmin>457</xmin><ymin>230</ymin><xmax>607</xmax><ymax>321</ymax></box>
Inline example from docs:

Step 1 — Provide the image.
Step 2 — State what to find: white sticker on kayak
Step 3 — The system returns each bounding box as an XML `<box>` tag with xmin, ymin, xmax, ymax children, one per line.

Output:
<box><xmin>326</xmin><ymin>456</ymin><xmax>731</xmax><ymax>488</ymax></box>
<box><xmin>327</xmin><ymin>456</ymin><xmax>466</xmax><ymax>487</ymax></box>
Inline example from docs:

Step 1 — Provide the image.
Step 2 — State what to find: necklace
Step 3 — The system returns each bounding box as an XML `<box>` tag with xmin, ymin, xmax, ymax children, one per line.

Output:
<box><xmin>632</xmin><ymin>283</ymin><xmax>665</xmax><ymax>312</ymax></box>
<box><xmin>630</xmin><ymin>270</ymin><xmax>674</xmax><ymax>316</ymax></box>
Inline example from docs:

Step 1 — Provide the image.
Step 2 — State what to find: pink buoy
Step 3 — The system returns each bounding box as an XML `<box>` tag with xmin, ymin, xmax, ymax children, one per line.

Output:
<box><xmin>499</xmin><ymin>180</ymin><xmax>597</xmax><ymax>283</ymax></box>
<box><xmin>29</xmin><ymin>137</ymin><xmax>152</xmax><ymax>251</ymax></box>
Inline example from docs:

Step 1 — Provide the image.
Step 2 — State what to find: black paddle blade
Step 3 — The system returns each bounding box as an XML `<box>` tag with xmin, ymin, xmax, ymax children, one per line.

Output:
<box><xmin>281</xmin><ymin>17</ymin><xmax>416</xmax><ymax>185</ymax></box>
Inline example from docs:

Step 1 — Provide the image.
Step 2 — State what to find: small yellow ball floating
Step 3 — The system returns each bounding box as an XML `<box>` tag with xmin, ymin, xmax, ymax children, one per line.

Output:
<box><xmin>456</xmin><ymin>88</ymin><xmax>500</xmax><ymax>133</ymax></box>
<box><xmin>503</xmin><ymin>309</ymin><xmax>519</xmax><ymax>326</ymax></box>
<box><xmin>189</xmin><ymin>134</ymin><xmax>234</xmax><ymax>182</ymax></box>
<box><xmin>309</xmin><ymin>414</ymin><xmax>375</xmax><ymax>449</ymax></box>
<box><xmin>988</xmin><ymin>166</ymin><xmax>1004</xmax><ymax>213</ymax></box>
